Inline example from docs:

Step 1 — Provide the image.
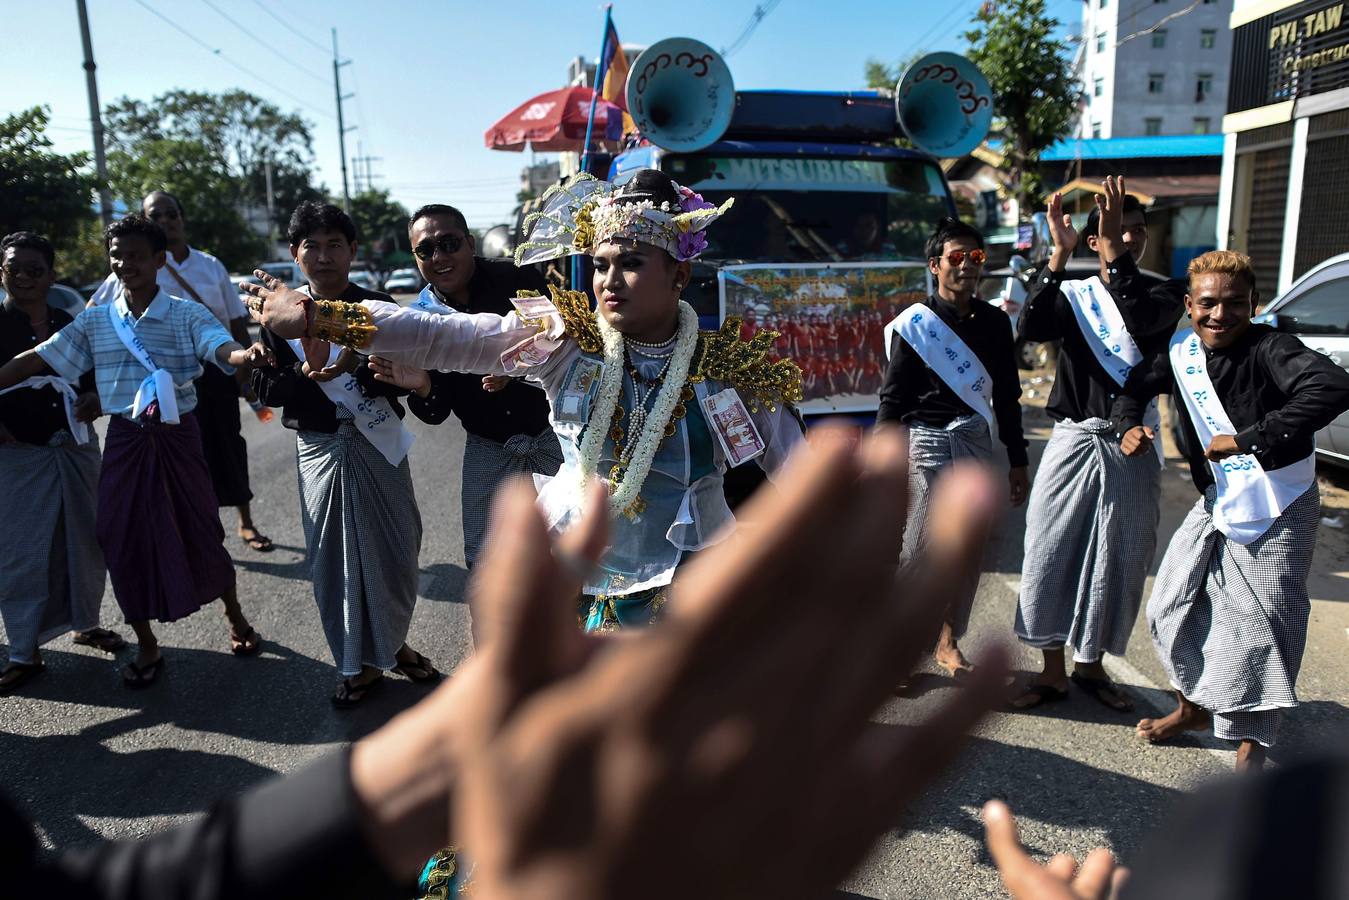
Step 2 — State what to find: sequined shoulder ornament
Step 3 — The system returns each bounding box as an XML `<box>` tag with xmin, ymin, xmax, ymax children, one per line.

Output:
<box><xmin>535</xmin><ymin>284</ymin><xmax>602</xmax><ymax>354</ymax></box>
<box><xmin>688</xmin><ymin>317</ymin><xmax>803</xmax><ymax>412</ymax></box>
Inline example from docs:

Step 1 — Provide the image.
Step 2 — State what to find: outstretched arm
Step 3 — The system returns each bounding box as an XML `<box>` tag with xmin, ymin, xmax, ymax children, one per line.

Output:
<box><xmin>0</xmin><ymin>351</ymin><xmax>54</xmax><ymax>391</ymax></box>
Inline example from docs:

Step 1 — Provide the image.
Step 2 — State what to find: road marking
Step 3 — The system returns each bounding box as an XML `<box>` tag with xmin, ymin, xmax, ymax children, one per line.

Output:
<box><xmin>997</xmin><ymin>575</ymin><xmax>1234</xmax><ymax>767</ymax></box>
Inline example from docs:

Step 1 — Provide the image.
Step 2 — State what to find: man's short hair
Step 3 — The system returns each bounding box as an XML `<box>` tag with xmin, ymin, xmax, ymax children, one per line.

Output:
<box><xmin>142</xmin><ymin>190</ymin><xmax>184</xmax><ymax>217</ymax></box>
<box><xmin>105</xmin><ymin>214</ymin><xmax>167</xmax><ymax>253</ymax></box>
<box><xmin>924</xmin><ymin>217</ymin><xmax>984</xmax><ymax>259</ymax></box>
<box><xmin>408</xmin><ymin>203</ymin><xmax>469</xmax><ymax>236</ymax></box>
<box><xmin>1</xmin><ymin>231</ymin><xmax>55</xmax><ymax>270</ymax></box>
<box><xmin>1082</xmin><ymin>194</ymin><xmax>1147</xmax><ymax>239</ymax></box>
<box><xmin>1187</xmin><ymin>250</ymin><xmax>1257</xmax><ymax>293</ymax></box>
<box><xmin>288</xmin><ymin>201</ymin><xmax>357</xmax><ymax>245</ymax></box>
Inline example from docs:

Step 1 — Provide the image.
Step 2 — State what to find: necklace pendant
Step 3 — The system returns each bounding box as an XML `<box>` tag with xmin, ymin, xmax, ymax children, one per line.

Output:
<box><xmin>621</xmin><ymin>494</ymin><xmax>647</xmax><ymax>521</ymax></box>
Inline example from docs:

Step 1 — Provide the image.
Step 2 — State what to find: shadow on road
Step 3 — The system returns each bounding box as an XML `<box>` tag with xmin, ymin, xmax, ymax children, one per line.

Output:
<box><xmin>419</xmin><ymin>562</ymin><xmax>469</xmax><ymax>604</ymax></box>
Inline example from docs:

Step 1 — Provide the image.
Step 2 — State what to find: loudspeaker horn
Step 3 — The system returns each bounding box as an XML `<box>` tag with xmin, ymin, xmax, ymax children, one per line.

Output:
<box><xmin>895</xmin><ymin>52</ymin><xmax>994</xmax><ymax>159</ymax></box>
<box><xmin>626</xmin><ymin>37</ymin><xmax>735</xmax><ymax>153</ymax></box>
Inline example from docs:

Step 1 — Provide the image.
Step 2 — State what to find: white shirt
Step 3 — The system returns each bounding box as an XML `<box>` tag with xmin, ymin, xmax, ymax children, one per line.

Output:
<box><xmin>91</xmin><ymin>246</ymin><xmax>247</xmax><ymax>329</ymax></box>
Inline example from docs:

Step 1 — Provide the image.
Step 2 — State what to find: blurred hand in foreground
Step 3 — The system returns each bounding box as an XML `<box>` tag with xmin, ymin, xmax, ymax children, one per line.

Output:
<box><xmin>984</xmin><ymin>799</ymin><xmax>1128</xmax><ymax>900</ymax></box>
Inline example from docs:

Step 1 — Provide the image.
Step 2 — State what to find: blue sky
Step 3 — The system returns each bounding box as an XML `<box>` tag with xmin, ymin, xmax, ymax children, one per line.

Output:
<box><xmin>6</xmin><ymin>0</ymin><xmax>1079</xmax><ymax>229</ymax></box>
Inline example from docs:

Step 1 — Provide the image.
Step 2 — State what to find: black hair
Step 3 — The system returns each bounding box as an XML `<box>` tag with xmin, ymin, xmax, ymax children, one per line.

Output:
<box><xmin>105</xmin><ymin>214</ymin><xmax>167</xmax><ymax>253</ymax></box>
<box><xmin>1082</xmin><ymin>194</ymin><xmax>1146</xmax><ymax>239</ymax></box>
<box><xmin>924</xmin><ymin>217</ymin><xmax>984</xmax><ymax>259</ymax></box>
<box><xmin>142</xmin><ymin>190</ymin><xmax>184</xmax><ymax>217</ymax></box>
<box><xmin>408</xmin><ymin>203</ymin><xmax>469</xmax><ymax>236</ymax></box>
<box><xmin>614</xmin><ymin>168</ymin><xmax>682</xmax><ymax>208</ymax></box>
<box><xmin>287</xmin><ymin>201</ymin><xmax>357</xmax><ymax>245</ymax></box>
<box><xmin>1</xmin><ymin>231</ymin><xmax>55</xmax><ymax>270</ymax></box>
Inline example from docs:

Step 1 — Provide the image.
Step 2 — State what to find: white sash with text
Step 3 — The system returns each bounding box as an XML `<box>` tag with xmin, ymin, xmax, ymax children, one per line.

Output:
<box><xmin>109</xmin><ymin>293</ymin><xmax>179</xmax><ymax>423</ymax></box>
<box><xmin>885</xmin><ymin>305</ymin><xmax>997</xmax><ymax>443</ymax></box>
<box><xmin>285</xmin><ymin>338</ymin><xmax>415</xmax><ymax>467</ymax></box>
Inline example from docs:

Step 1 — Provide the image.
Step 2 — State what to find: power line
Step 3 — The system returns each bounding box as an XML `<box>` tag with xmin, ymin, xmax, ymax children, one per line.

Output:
<box><xmin>196</xmin><ymin>0</ymin><xmax>330</xmax><ymax>87</ymax></box>
<box><xmin>1116</xmin><ymin>0</ymin><xmax>1203</xmax><ymax>46</ymax></box>
<box><xmin>247</xmin><ymin>0</ymin><xmax>331</xmax><ymax>56</ymax></box>
<box><xmin>721</xmin><ymin>0</ymin><xmax>785</xmax><ymax>57</ymax></box>
<box><xmin>129</xmin><ymin>0</ymin><xmax>333</xmax><ymax>119</ymax></box>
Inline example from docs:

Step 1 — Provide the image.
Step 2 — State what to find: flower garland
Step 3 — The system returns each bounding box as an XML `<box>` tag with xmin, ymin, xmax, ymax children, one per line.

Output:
<box><xmin>576</xmin><ymin>300</ymin><xmax>700</xmax><ymax>519</ymax></box>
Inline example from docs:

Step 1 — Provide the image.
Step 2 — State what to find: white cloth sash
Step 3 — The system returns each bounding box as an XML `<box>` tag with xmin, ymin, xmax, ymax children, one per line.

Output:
<box><xmin>1170</xmin><ymin>329</ymin><xmax>1315</xmax><ymax>544</ymax></box>
<box><xmin>285</xmin><ymin>338</ymin><xmax>415</xmax><ymax>467</ymax></box>
<box><xmin>884</xmin><ymin>305</ymin><xmax>997</xmax><ymax>443</ymax></box>
<box><xmin>1062</xmin><ymin>276</ymin><xmax>1163</xmax><ymax>464</ymax></box>
<box><xmin>109</xmin><ymin>294</ymin><xmax>179</xmax><ymax>423</ymax></box>
<box><xmin>0</xmin><ymin>376</ymin><xmax>91</xmax><ymax>444</ymax></box>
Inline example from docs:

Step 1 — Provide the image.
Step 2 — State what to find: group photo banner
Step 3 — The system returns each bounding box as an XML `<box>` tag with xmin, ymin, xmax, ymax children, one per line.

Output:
<box><xmin>718</xmin><ymin>261</ymin><xmax>930</xmax><ymax>415</ymax></box>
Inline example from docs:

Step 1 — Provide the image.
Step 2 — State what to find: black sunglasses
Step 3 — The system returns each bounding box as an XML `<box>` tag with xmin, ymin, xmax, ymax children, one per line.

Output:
<box><xmin>2</xmin><ymin>262</ymin><xmax>47</xmax><ymax>278</ymax></box>
<box><xmin>412</xmin><ymin>234</ymin><xmax>466</xmax><ymax>261</ymax></box>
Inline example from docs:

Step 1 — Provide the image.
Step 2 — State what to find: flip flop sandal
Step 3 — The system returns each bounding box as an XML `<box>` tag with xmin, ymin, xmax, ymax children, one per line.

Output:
<box><xmin>331</xmin><ymin>674</ymin><xmax>383</xmax><ymax>708</ymax></box>
<box><xmin>240</xmin><ymin>532</ymin><xmax>274</xmax><ymax>553</ymax></box>
<box><xmin>0</xmin><ymin>662</ymin><xmax>45</xmax><ymax>696</ymax></box>
<box><xmin>1006</xmin><ymin>683</ymin><xmax>1070</xmax><ymax>711</ymax></box>
<box><xmin>393</xmin><ymin>652</ymin><xmax>442</xmax><ymax>684</ymax></box>
<box><xmin>230</xmin><ymin>627</ymin><xmax>262</xmax><ymax>657</ymax></box>
<box><xmin>1070</xmin><ymin>673</ymin><xmax>1136</xmax><ymax>712</ymax></box>
<box><xmin>937</xmin><ymin>663</ymin><xmax>977</xmax><ymax>683</ymax></box>
<box><xmin>73</xmin><ymin>628</ymin><xmax>127</xmax><ymax>652</ymax></box>
<box><xmin>122</xmin><ymin>657</ymin><xmax>165</xmax><ymax>689</ymax></box>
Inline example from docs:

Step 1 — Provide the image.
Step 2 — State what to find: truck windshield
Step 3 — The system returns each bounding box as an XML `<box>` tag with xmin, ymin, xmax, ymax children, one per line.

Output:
<box><xmin>665</xmin><ymin>154</ymin><xmax>951</xmax><ymax>262</ymax></box>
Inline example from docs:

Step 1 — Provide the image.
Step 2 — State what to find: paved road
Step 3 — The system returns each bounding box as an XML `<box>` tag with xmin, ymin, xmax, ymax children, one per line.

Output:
<box><xmin>2</xmin><ymin>398</ymin><xmax>1346</xmax><ymax>897</ymax></box>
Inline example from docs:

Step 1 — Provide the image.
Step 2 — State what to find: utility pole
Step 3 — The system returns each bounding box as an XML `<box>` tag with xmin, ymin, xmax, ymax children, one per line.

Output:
<box><xmin>352</xmin><ymin>144</ymin><xmax>383</xmax><ymax>195</ymax></box>
<box><xmin>263</xmin><ymin>157</ymin><xmax>277</xmax><ymax>259</ymax></box>
<box><xmin>75</xmin><ymin>0</ymin><xmax>113</xmax><ymax>228</ymax></box>
<box><xmin>331</xmin><ymin>28</ymin><xmax>356</xmax><ymax>213</ymax></box>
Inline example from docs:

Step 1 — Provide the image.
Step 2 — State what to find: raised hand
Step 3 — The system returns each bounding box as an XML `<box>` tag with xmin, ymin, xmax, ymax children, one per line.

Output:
<box><xmin>1093</xmin><ymin>176</ymin><xmax>1127</xmax><ymax>262</ymax></box>
<box><xmin>1047</xmin><ymin>192</ymin><xmax>1078</xmax><ymax>270</ymax></box>
<box><xmin>368</xmin><ymin>355</ymin><xmax>431</xmax><ymax>396</ymax></box>
<box><xmin>241</xmin><ymin>270</ymin><xmax>311</xmax><ymax>339</ymax></box>
<box><xmin>984</xmin><ymin>800</ymin><xmax>1128</xmax><ymax>899</ymax></box>
<box><xmin>454</xmin><ymin>425</ymin><xmax>1005</xmax><ymax>900</ymax></box>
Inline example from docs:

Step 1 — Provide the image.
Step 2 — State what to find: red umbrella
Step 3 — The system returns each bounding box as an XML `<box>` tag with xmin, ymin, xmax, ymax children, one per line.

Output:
<box><xmin>485</xmin><ymin>85</ymin><xmax>624</xmax><ymax>152</ymax></box>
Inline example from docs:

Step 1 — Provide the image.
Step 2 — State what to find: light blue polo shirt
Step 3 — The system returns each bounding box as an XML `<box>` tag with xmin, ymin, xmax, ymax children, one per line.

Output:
<box><xmin>36</xmin><ymin>288</ymin><xmax>235</xmax><ymax>418</ymax></box>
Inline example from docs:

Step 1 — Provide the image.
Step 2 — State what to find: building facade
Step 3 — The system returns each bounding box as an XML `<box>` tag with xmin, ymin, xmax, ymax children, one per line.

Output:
<box><xmin>1219</xmin><ymin>0</ymin><xmax>1349</xmax><ymax>293</ymax></box>
<box><xmin>1078</xmin><ymin>0</ymin><xmax>1234</xmax><ymax>138</ymax></box>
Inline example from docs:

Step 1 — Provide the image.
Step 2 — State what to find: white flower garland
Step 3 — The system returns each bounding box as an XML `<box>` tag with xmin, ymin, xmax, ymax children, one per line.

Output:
<box><xmin>576</xmin><ymin>300</ymin><xmax>699</xmax><ymax>518</ymax></box>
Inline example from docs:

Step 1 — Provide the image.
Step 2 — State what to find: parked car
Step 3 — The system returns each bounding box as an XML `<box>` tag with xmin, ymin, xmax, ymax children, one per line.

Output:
<box><xmin>382</xmin><ymin>267</ymin><xmax>423</xmax><ymax>294</ymax></box>
<box><xmin>1252</xmin><ymin>251</ymin><xmax>1349</xmax><ymax>466</ymax></box>
<box><xmin>349</xmin><ymin>270</ymin><xmax>380</xmax><ymax>292</ymax></box>
<box><xmin>230</xmin><ymin>273</ymin><xmax>262</xmax><ymax>307</ymax></box>
<box><xmin>256</xmin><ymin>261</ymin><xmax>304</xmax><ymax>288</ymax></box>
<box><xmin>0</xmin><ymin>283</ymin><xmax>86</xmax><ymax>318</ymax></box>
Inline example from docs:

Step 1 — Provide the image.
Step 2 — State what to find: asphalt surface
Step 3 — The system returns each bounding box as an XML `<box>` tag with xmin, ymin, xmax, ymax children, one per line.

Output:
<box><xmin>2</xmin><ymin>395</ymin><xmax>1347</xmax><ymax>897</ymax></box>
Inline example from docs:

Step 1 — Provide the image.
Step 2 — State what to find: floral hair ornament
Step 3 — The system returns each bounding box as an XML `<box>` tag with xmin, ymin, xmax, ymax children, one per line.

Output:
<box><xmin>515</xmin><ymin>172</ymin><xmax>733</xmax><ymax>266</ymax></box>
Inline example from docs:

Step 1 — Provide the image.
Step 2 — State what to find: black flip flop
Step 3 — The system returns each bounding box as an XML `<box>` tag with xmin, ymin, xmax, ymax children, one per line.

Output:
<box><xmin>1071</xmin><ymin>673</ymin><xmax>1135</xmax><ymax>712</ymax></box>
<box><xmin>392</xmin><ymin>651</ymin><xmax>442</xmax><ymax>684</ymax></box>
<box><xmin>0</xmin><ymin>662</ymin><xmax>45</xmax><ymax>696</ymax></box>
<box><xmin>1006</xmin><ymin>683</ymin><xmax>1069</xmax><ymax>711</ymax></box>
<box><xmin>239</xmin><ymin>531</ymin><xmax>274</xmax><ymax>553</ymax></box>
<box><xmin>73</xmin><ymin>628</ymin><xmax>127</xmax><ymax>652</ymax></box>
<box><xmin>230</xmin><ymin>627</ymin><xmax>262</xmax><ymax>657</ymax></box>
<box><xmin>332</xmin><ymin>674</ymin><xmax>383</xmax><ymax>708</ymax></box>
<box><xmin>122</xmin><ymin>657</ymin><xmax>165</xmax><ymax>689</ymax></box>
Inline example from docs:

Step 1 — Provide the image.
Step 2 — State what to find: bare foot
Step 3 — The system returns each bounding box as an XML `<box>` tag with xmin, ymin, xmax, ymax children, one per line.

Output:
<box><xmin>1136</xmin><ymin>701</ymin><xmax>1210</xmax><ymax>743</ymax></box>
<box><xmin>1235</xmin><ymin>740</ymin><xmax>1266</xmax><ymax>772</ymax></box>
<box><xmin>934</xmin><ymin>645</ymin><xmax>974</xmax><ymax>679</ymax></box>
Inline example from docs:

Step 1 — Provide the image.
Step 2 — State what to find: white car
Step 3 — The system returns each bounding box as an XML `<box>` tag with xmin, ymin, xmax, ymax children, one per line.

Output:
<box><xmin>1252</xmin><ymin>252</ymin><xmax>1349</xmax><ymax>466</ymax></box>
<box><xmin>383</xmin><ymin>268</ymin><xmax>423</xmax><ymax>294</ymax></box>
<box><xmin>0</xmin><ymin>283</ymin><xmax>86</xmax><ymax>319</ymax></box>
<box><xmin>349</xmin><ymin>270</ymin><xmax>380</xmax><ymax>292</ymax></box>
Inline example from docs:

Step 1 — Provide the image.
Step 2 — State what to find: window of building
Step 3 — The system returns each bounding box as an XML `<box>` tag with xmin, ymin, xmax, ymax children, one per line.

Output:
<box><xmin>1196</xmin><ymin>73</ymin><xmax>1213</xmax><ymax>101</ymax></box>
<box><xmin>1200</xmin><ymin>29</ymin><xmax>1216</xmax><ymax>48</ymax></box>
<box><xmin>1145</xmin><ymin>118</ymin><xmax>1162</xmax><ymax>135</ymax></box>
<box><xmin>1152</xmin><ymin>29</ymin><xmax>1167</xmax><ymax>48</ymax></box>
<box><xmin>1092</xmin><ymin>122</ymin><xmax>1102</xmax><ymax>139</ymax></box>
<box><xmin>1193</xmin><ymin>117</ymin><xmax>1211</xmax><ymax>134</ymax></box>
<box><xmin>1096</xmin><ymin>30</ymin><xmax>1106</xmax><ymax>52</ymax></box>
<box><xmin>1099</xmin><ymin>0</ymin><xmax>1107</xmax><ymax>8</ymax></box>
<box><xmin>1148</xmin><ymin>73</ymin><xmax>1165</xmax><ymax>94</ymax></box>
<box><xmin>1093</xmin><ymin>77</ymin><xmax>1104</xmax><ymax>97</ymax></box>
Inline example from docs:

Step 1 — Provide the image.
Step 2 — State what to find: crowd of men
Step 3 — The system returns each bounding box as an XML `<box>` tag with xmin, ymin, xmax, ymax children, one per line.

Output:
<box><xmin>1</xmin><ymin>169</ymin><xmax>1347</xmax><ymax>896</ymax></box>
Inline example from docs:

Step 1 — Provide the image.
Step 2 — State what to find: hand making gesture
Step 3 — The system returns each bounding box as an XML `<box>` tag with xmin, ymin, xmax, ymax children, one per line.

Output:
<box><xmin>1046</xmin><ymin>191</ymin><xmax>1078</xmax><ymax>272</ymax></box>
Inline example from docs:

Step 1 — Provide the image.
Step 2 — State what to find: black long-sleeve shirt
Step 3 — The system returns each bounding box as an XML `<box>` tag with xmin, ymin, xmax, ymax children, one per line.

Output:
<box><xmin>0</xmin><ymin>300</ymin><xmax>96</xmax><ymax>444</ymax></box>
<box><xmin>251</xmin><ymin>283</ymin><xmax>411</xmax><ymax>433</ymax></box>
<box><xmin>407</xmin><ymin>258</ymin><xmax>554</xmax><ymax>444</ymax></box>
<box><xmin>877</xmin><ymin>295</ymin><xmax>1029</xmax><ymax>467</ymax></box>
<box><xmin>5</xmin><ymin>748</ymin><xmax>411</xmax><ymax>900</ymax></box>
<box><xmin>1019</xmin><ymin>254</ymin><xmax>1185</xmax><ymax>424</ymax></box>
<box><xmin>1112</xmin><ymin>324</ymin><xmax>1349</xmax><ymax>494</ymax></box>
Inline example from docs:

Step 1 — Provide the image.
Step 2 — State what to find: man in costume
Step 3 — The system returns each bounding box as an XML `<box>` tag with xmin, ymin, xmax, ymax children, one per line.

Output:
<box><xmin>248</xmin><ymin>169</ymin><xmax>804</xmax><ymax>632</ymax></box>
<box><xmin>0</xmin><ymin>215</ymin><xmax>267</xmax><ymax>687</ymax></box>
<box><xmin>91</xmin><ymin>191</ymin><xmax>273</xmax><ymax>553</ymax></box>
<box><xmin>0</xmin><ymin>232</ymin><xmax>122</xmax><ymax>694</ymax></box>
<box><xmin>877</xmin><ymin>217</ymin><xmax>1029</xmax><ymax>680</ymax></box>
<box><xmin>368</xmin><ymin>203</ymin><xmax>560</xmax><ymax>568</ymax></box>
<box><xmin>250</xmin><ymin>201</ymin><xmax>438</xmax><ymax>707</ymax></box>
<box><xmin>1113</xmin><ymin>250</ymin><xmax>1349</xmax><ymax>770</ymax></box>
<box><xmin>1011</xmin><ymin>177</ymin><xmax>1185</xmax><ymax>711</ymax></box>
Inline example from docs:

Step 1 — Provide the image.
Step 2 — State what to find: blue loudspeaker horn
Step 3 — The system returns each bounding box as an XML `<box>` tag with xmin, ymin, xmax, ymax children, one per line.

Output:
<box><xmin>895</xmin><ymin>52</ymin><xmax>994</xmax><ymax>159</ymax></box>
<box><xmin>626</xmin><ymin>37</ymin><xmax>735</xmax><ymax>153</ymax></box>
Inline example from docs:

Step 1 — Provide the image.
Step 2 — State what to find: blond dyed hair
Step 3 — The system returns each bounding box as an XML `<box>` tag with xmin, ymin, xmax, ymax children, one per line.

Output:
<box><xmin>1187</xmin><ymin>250</ymin><xmax>1257</xmax><ymax>291</ymax></box>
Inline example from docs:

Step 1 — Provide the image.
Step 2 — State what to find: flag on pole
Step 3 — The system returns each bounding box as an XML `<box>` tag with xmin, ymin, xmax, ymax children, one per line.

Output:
<box><xmin>600</xmin><ymin>18</ymin><xmax>635</xmax><ymax>135</ymax></box>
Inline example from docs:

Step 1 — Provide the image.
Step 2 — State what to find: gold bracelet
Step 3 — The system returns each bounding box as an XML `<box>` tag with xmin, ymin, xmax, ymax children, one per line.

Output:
<box><xmin>310</xmin><ymin>299</ymin><xmax>377</xmax><ymax>350</ymax></box>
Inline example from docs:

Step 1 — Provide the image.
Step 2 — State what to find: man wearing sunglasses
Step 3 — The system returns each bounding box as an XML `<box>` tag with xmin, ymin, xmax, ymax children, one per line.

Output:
<box><xmin>90</xmin><ymin>192</ymin><xmax>274</xmax><ymax>556</ymax></box>
<box><xmin>878</xmin><ymin>217</ymin><xmax>1029</xmax><ymax>683</ymax></box>
<box><xmin>371</xmin><ymin>204</ymin><xmax>560</xmax><ymax>569</ymax></box>
<box><xmin>1011</xmin><ymin>176</ymin><xmax>1186</xmax><ymax>713</ymax></box>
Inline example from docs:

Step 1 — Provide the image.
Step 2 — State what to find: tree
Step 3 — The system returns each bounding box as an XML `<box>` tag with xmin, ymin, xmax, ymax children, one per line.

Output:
<box><xmin>347</xmin><ymin>189</ymin><xmax>410</xmax><ymax>264</ymax></box>
<box><xmin>0</xmin><ymin>107</ymin><xmax>96</xmax><ymax>260</ymax></box>
<box><xmin>964</xmin><ymin>0</ymin><xmax>1079</xmax><ymax>212</ymax></box>
<box><xmin>863</xmin><ymin>51</ymin><xmax>927</xmax><ymax>92</ymax></box>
